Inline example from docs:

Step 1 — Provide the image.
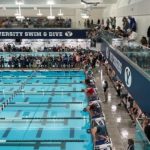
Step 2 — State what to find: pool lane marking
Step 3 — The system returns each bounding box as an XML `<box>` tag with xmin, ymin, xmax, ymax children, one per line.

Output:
<box><xmin>1</xmin><ymin>76</ymin><xmax>84</xmax><ymax>79</ymax></box>
<box><xmin>0</xmin><ymin>117</ymin><xmax>88</xmax><ymax>120</ymax></box>
<box><xmin>71</xmin><ymin>111</ymin><xmax>75</xmax><ymax>118</ymax></box>
<box><xmin>47</xmin><ymin>97</ymin><xmax>52</xmax><ymax>109</ymax></box>
<box><xmin>0</xmin><ymin>143</ymin><xmax>66</xmax><ymax>149</ymax></box>
<box><xmin>72</xmin><ymin>97</ymin><xmax>76</xmax><ymax>102</ymax></box>
<box><xmin>26</xmin><ymin>83</ymin><xmax>82</xmax><ymax>85</ymax></box>
<box><xmin>15</xmin><ymin>110</ymin><xmax>22</xmax><ymax>117</ymax></box>
<box><xmin>17</xmin><ymin>80</ymin><xmax>21</xmax><ymax>83</ymax></box>
<box><xmin>2</xmin><ymin>128</ymin><xmax>11</xmax><ymax>138</ymax></box>
<box><xmin>24</xmin><ymin>97</ymin><xmax>29</xmax><ymax>102</ymax></box>
<box><xmin>42</xmin><ymin>110</ymin><xmax>49</xmax><ymax>125</ymax></box>
<box><xmin>70</xmin><ymin>128</ymin><xmax>75</xmax><ymax>138</ymax></box>
<box><xmin>36</xmin><ymin>128</ymin><xmax>43</xmax><ymax>138</ymax></box>
<box><xmin>21</xmin><ymin>117</ymin><xmax>88</xmax><ymax>120</ymax></box>
<box><xmin>7</xmin><ymin>103</ymin><xmax>82</xmax><ymax>109</ymax></box>
<box><xmin>34</xmin><ymin>142</ymin><xmax>41</xmax><ymax>150</ymax></box>
<box><xmin>31</xmin><ymin>88</ymin><xmax>35</xmax><ymax>91</ymax></box>
<box><xmin>0</xmin><ymin>139</ymin><xmax>86</xmax><ymax>143</ymax></box>
<box><xmin>55</xmin><ymin>80</ymin><xmax>58</xmax><ymax>84</ymax></box>
<box><xmin>36</xmin><ymin>80</ymin><xmax>39</xmax><ymax>83</ymax></box>
<box><xmin>21</xmin><ymin>91</ymin><xmax>84</xmax><ymax>93</ymax></box>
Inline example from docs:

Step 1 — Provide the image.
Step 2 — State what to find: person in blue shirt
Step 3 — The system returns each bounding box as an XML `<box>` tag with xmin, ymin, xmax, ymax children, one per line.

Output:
<box><xmin>63</xmin><ymin>53</ymin><xmax>68</xmax><ymax>68</ymax></box>
<box><xmin>128</xmin><ymin>16</ymin><xmax>137</xmax><ymax>32</ymax></box>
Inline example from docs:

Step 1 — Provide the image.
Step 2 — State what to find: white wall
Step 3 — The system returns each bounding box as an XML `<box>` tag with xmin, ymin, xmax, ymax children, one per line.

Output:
<box><xmin>102</xmin><ymin>0</ymin><xmax>150</xmax><ymax>41</ymax></box>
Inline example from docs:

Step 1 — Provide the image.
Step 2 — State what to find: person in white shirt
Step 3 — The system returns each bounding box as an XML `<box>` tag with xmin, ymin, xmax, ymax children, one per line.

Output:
<box><xmin>127</xmin><ymin>29</ymin><xmax>138</xmax><ymax>41</ymax></box>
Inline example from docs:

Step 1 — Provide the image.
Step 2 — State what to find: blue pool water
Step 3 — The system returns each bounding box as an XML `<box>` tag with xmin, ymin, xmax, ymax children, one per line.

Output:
<box><xmin>0</xmin><ymin>71</ymin><xmax>93</xmax><ymax>150</ymax></box>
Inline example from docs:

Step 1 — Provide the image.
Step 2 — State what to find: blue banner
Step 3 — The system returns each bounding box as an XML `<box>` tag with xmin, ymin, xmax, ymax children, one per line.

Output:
<box><xmin>101</xmin><ymin>38</ymin><xmax>150</xmax><ymax>116</ymax></box>
<box><xmin>0</xmin><ymin>29</ymin><xmax>88</xmax><ymax>39</ymax></box>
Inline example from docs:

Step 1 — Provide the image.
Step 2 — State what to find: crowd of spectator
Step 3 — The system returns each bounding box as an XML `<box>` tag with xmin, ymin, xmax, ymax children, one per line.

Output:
<box><xmin>0</xmin><ymin>44</ymin><xmax>32</xmax><ymax>52</ymax></box>
<box><xmin>102</xmin><ymin>16</ymin><xmax>150</xmax><ymax>48</ymax></box>
<box><xmin>81</xmin><ymin>53</ymin><xmax>111</xmax><ymax>149</ymax></box>
<box><xmin>0</xmin><ymin>44</ymin><xmax>88</xmax><ymax>52</ymax></box>
<box><xmin>103</xmin><ymin>61</ymin><xmax>150</xmax><ymax>146</ymax></box>
<box><xmin>105</xmin><ymin>63</ymin><xmax>144</xmax><ymax>125</ymax></box>
<box><xmin>0</xmin><ymin>48</ymin><xmax>104</xmax><ymax>69</ymax></box>
<box><xmin>0</xmin><ymin>17</ymin><xmax>72</xmax><ymax>28</ymax></box>
<box><xmin>84</xmin><ymin>18</ymin><xmax>102</xmax><ymax>28</ymax></box>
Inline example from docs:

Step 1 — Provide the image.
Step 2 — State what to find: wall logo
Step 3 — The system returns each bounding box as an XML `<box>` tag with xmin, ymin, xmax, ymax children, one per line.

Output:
<box><xmin>124</xmin><ymin>67</ymin><xmax>132</xmax><ymax>87</ymax></box>
<box><xmin>106</xmin><ymin>47</ymin><xmax>109</xmax><ymax>59</ymax></box>
<box><xmin>65</xmin><ymin>31</ymin><xmax>73</xmax><ymax>37</ymax></box>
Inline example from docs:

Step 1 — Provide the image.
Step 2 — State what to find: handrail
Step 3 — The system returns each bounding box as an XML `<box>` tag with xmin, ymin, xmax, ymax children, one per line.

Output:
<box><xmin>136</xmin><ymin>119</ymin><xmax>150</xmax><ymax>145</ymax></box>
<box><xmin>101</xmin><ymin>37</ymin><xmax>150</xmax><ymax>81</ymax></box>
<box><xmin>100</xmin><ymin>30</ymin><xmax>150</xmax><ymax>79</ymax></box>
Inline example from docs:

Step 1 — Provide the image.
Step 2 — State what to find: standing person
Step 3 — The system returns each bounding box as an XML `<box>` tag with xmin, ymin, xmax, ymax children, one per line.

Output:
<box><xmin>110</xmin><ymin>17</ymin><xmax>113</xmax><ymax>28</ymax></box>
<box><xmin>84</xmin><ymin>20</ymin><xmax>87</xmax><ymax>27</ymax></box>
<box><xmin>112</xmin><ymin>17</ymin><xmax>116</xmax><ymax>30</ymax></box>
<box><xmin>128</xmin><ymin>16</ymin><xmax>137</xmax><ymax>32</ymax></box>
<box><xmin>147</xmin><ymin>26</ymin><xmax>150</xmax><ymax>48</ymax></box>
<box><xmin>97</xmin><ymin>19</ymin><xmax>100</xmax><ymax>25</ymax></box>
<box><xmin>127</xmin><ymin>139</ymin><xmax>134</xmax><ymax>150</ymax></box>
<box><xmin>91</xmin><ymin>19</ymin><xmax>93</xmax><ymax>26</ymax></box>
<box><xmin>122</xmin><ymin>17</ymin><xmax>129</xmax><ymax>33</ymax></box>
<box><xmin>87</xmin><ymin>19</ymin><xmax>90</xmax><ymax>28</ymax></box>
<box><xmin>106</xmin><ymin>18</ymin><xmax>110</xmax><ymax>29</ymax></box>
<box><xmin>110</xmin><ymin>17</ymin><xmax>116</xmax><ymax>29</ymax></box>
<box><xmin>102</xmin><ymin>19</ymin><xmax>104</xmax><ymax>26</ymax></box>
<box><xmin>116</xmin><ymin>81</ymin><xmax>122</xmax><ymax>97</ymax></box>
<box><xmin>102</xmin><ymin>80</ymin><xmax>108</xmax><ymax>102</ymax></box>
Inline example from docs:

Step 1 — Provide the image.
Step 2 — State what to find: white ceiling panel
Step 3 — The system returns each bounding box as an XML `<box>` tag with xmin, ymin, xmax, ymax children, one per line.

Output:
<box><xmin>0</xmin><ymin>0</ymin><xmax>117</xmax><ymax>7</ymax></box>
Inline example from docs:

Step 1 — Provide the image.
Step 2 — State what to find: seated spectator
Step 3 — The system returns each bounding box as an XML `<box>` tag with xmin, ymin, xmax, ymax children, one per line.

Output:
<box><xmin>140</xmin><ymin>36</ymin><xmax>148</xmax><ymax>47</ymax></box>
<box><xmin>84</xmin><ymin>101</ymin><xmax>103</xmax><ymax>118</ymax></box>
<box><xmin>91</xmin><ymin>125</ymin><xmax>109</xmax><ymax>144</ymax></box>
<box><xmin>115</xmin><ymin>26</ymin><xmax>125</xmax><ymax>36</ymax></box>
<box><xmin>130</xmin><ymin>101</ymin><xmax>142</xmax><ymax>125</ymax></box>
<box><xmin>81</xmin><ymin>79</ymin><xmax>95</xmax><ymax>88</ymax></box>
<box><xmin>85</xmin><ymin>87</ymin><xmax>96</xmax><ymax>96</ymax></box>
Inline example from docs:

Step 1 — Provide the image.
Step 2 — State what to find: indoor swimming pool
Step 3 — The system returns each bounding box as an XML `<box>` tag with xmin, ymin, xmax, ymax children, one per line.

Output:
<box><xmin>0</xmin><ymin>70</ymin><xmax>93</xmax><ymax>150</ymax></box>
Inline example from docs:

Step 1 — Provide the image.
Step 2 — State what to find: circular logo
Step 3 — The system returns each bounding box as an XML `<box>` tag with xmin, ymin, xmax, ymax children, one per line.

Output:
<box><xmin>65</xmin><ymin>31</ymin><xmax>73</xmax><ymax>37</ymax></box>
<box><xmin>106</xmin><ymin>47</ymin><xmax>109</xmax><ymax>59</ymax></box>
<box><xmin>124</xmin><ymin>67</ymin><xmax>132</xmax><ymax>87</ymax></box>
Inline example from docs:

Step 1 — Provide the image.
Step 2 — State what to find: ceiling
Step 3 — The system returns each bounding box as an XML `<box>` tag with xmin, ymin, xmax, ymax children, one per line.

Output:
<box><xmin>0</xmin><ymin>0</ymin><xmax>117</xmax><ymax>8</ymax></box>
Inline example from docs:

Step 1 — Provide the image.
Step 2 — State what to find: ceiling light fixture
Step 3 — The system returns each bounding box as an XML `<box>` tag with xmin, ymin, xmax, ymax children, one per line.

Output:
<box><xmin>16</xmin><ymin>15</ymin><xmax>25</xmax><ymax>20</ymax></box>
<box><xmin>58</xmin><ymin>9</ymin><xmax>63</xmax><ymax>16</ymax></box>
<box><xmin>15</xmin><ymin>0</ymin><xmax>24</xmax><ymax>21</ymax></box>
<box><xmin>37</xmin><ymin>9</ymin><xmax>43</xmax><ymax>16</ymax></box>
<box><xmin>33</xmin><ymin>7</ymin><xmax>37</xmax><ymax>10</ymax></box>
<box><xmin>81</xmin><ymin>13</ymin><xmax>89</xmax><ymax>19</ymax></box>
<box><xmin>14</xmin><ymin>9</ymin><xmax>20</xmax><ymax>16</ymax></box>
<box><xmin>16</xmin><ymin>0</ymin><xmax>24</xmax><ymax>5</ymax></box>
<box><xmin>47</xmin><ymin>4</ymin><xmax>55</xmax><ymax>20</ymax></box>
<box><xmin>47</xmin><ymin>1</ymin><xmax>54</xmax><ymax>5</ymax></box>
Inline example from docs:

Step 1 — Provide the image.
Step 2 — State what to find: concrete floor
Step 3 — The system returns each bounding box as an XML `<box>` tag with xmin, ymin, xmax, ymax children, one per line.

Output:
<box><xmin>94</xmin><ymin>67</ymin><xmax>135</xmax><ymax>150</ymax></box>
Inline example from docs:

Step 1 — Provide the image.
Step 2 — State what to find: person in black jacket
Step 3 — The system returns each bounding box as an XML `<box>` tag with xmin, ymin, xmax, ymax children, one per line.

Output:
<box><xmin>144</xmin><ymin>119</ymin><xmax>150</xmax><ymax>141</ymax></box>
<box><xmin>127</xmin><ymin>139</ymin><xmax>134</xmax><ymax>150</ymax></box>
<box><xmin>147</xmin><ymin>26</ymin><xmax>150</xmax><ymax>47</ymax></box>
